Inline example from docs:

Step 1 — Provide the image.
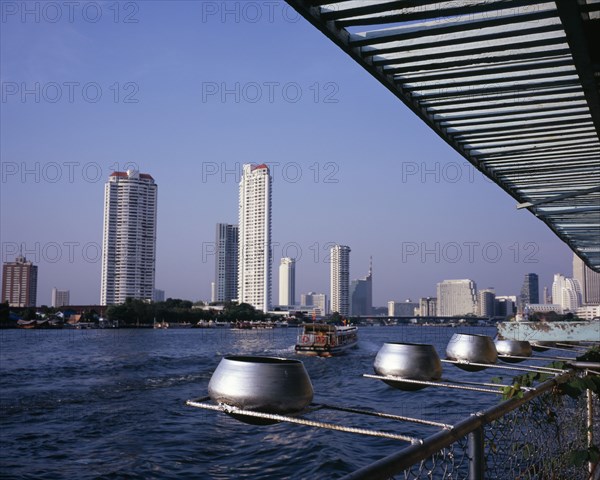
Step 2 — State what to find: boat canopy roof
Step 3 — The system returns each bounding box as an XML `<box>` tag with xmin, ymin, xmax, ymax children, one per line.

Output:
<box><xmin>300</xmin><ymin>323</ymin><xmax>356</xmax><ymax>332</ymax></box>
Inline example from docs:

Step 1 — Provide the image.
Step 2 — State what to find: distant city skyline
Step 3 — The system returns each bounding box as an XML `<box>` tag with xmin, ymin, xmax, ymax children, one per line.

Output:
<box><xmin>0</xmin><ymin>3</ymin><xmax>588</xmax><ymax>306</ymax></box>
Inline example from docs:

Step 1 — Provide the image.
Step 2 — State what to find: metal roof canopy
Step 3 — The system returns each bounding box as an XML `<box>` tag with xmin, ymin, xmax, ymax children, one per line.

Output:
<box><xmin>286</xmin><ymin>0</ymin><xmax>600</xmax><ymax>272</ymax></box>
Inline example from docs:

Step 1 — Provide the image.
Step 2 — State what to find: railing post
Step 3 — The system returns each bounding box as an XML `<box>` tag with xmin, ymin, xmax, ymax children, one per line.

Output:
<box><xmin>468</xmin><ymin>424</ymin><xmax>485</xmax><ymax>480</ymax></box>
<box><xmin>587</xmin><ymin>388</ymin><xmax>594</xmax><ymax>477</ymax></box>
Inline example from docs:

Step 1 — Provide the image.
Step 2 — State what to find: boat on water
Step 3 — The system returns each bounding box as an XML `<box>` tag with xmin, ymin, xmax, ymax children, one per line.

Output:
<box><xmin>295</xmin><ymin>323</ymin><xmax>358</xmax><ymax>357</ymax></box>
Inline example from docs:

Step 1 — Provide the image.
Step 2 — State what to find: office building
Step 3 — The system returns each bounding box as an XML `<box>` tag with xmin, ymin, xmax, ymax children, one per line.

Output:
<box><xmin>278</xmin><ymin>257</ymin><xmax>295</xmax><ymax>306</ymax></box>
<box><xmin>495</xmin><ymin>296</ymin><xmax>517</xmax><ymax>319</ymax></box>
<box><xmin>238</xmin><ymin>164</ymin><xmax>272</xmax><ymax>312</ymax></box>
<box><xmin>388</xmin><ymin>300</ymin><xmax>419</xmax><ymax>317</ymax></box>
<box><xmin>300</xmin><ymin>292</ymin><xmax>328</xmax><ymax>315</ymax></box>
<box><xmin>330</xmin><ymin>244</ymin><xmax>351</xmax><ymax>316</ymax></box>
<box><xmin>214</xmin><ymin>223</ymin><xmax>239</xmax><ymax>302</ymax></box>
<box><xmin>100</xmin><ymin>170</ymin><xmax>158</xmax><ymax>305</ymax></box>
<box><xmin>436</xmin><ymin>279</ymin><xmax>478</xmax><ymax>316</ymax></box>
<box><xmin>573</xmin><ymin>254</ymin><xmax>600</xmax><ymax>304</ymax></box>
<box><xmin>576</xmin><ymin>305</ymin><xmax>600</xmax><ymax>320</ymax></box>
<box><xmin>2</xmin><ymin>255</ymin><xmax>38</xmax><ymax>307</ymax></box>
<box><xmin>350</xmin><ymin>258</ymin><xmax>372</xmax><ymax>316</ymax></box>
<box><xmin>519</xmin><ymin>273</ymin><xmax>539</xmax><ymax>311</ymax></box>
<box><xmin>51</xmin><ymin>288</ymin><xmax>70</xmax><ymax>308</ymax></box>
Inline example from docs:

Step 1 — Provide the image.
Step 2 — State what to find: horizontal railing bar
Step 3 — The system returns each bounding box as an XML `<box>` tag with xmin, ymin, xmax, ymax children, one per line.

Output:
<box><xmin>340</xmin><ymin>370</ymin><xmax>576</xmax><ymax>480</ymax></box>
<box><xmin>186</xmin><ymin>398</ymin><xmax>422</xmax><ymax>443</ymax></box>
<box><xmin>363</xmin><ymin>374</ymin><xmax>506</xmax><ymax>395</ymax></box>
<box><xmin>499</xmin><ymin>354</ymin><xmax>575</xmax><ymax>362</ymax></box>
<box><xmin>441</xmin><ymin>359</ymin><xmax>566</xmax><ymax>373</ymax></box>
<box><xmin>319</xmin><ymin>403</ymin><xmax>452</xmax><ymax>429</ymax></box>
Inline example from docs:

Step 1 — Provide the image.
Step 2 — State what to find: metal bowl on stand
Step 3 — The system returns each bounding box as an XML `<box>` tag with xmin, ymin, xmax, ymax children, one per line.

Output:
<box><xmin>495</xmin><ymin>339</ymin><xmax>532</xmax><ymax>363</ymax></box>
<box><xmin>446</xmin><ymin>333</ymin><xmax>497</xmax><ymax>371</ymax></box>
<box><xmin>208</xmin><ymin>356</ymin><xmax>314</xmax><ymax>424</ymax></box>
<box><xmin>373</xmin><ymin>342</ymin><xmax>442</xmax><ymax>390</ymax></box>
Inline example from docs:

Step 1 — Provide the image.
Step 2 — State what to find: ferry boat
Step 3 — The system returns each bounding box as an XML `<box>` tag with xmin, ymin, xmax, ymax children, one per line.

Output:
<box><xmin>295</xmin><ymin>323</ymin><xmax>358</xmax><ymax>357</ymax></box>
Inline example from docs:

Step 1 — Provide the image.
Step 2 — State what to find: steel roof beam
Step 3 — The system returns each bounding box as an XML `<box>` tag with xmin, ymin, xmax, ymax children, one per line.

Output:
<box><xmin>408</xmin><ymin>70</ymin><xmax>577</xmax><ymax>92</ymax></box>
<box><xmin>335</xmin><ymin>0</ymin><xmax>550</xmax><ymax>28</ymax></box>
<box><xmin>320</xmin><ymin>0</ymin><xmax>455</xmax><ymax>21</ymax></box>
<box><xmin>386</xmin><ymin>49</ymin><xmax>571</xmax><ymax>75</ymax></box>
<box><xmin>517</xmin><ymin>186</ymin><xmax>600</xmax><ymax>209</ymax></box>
<box><xmin>352</xmin><ymin>10</ymin><xmax>557</xmax><ymax>48</ymax></box>
<box><xmin>370</xmin><ymin>24</ymin><xmax>563</xmax><ymax>58</ymax></box>
<box><xmin>423</xmin><ymin>85</ymin><xmax>580</xmax><ymax>107</ymax></box>
<box><xmin>555</xmin><ymin>0</ymin><xmax>600</xmax><ymax>136</ymax></box>
<box><xmin>442</xmin><ymin>110</ymin><xmax>590</xmax><ymax>128</ymax></box>
<box><xmin>405</xmin><ymin>59</ymin><xmax>574</xmax><ymax>84</ymax></box>
<box><xmin>430</xmin><ymin>94</ymin><xmax>584</xmax><ymax>114</ymax></box>
<box><xmin>373</xmin><ymin>38</ymin><xmax>567</xmax><ymax>67</ymax></box>
<box><xmin>414</xmin><ymin>79</ymin><xmax>578</xmax><ymax>100</ymax></box>
<box><xmin>449</xmin><ymin>119</ymin><xmax>593</xmax><ymax>136</ymax></box>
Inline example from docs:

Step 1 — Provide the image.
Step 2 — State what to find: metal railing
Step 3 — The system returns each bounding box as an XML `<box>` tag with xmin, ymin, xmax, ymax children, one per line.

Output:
<box><xmin>341</xmin><ymin>369</ymin><xmax>600</xmax><ymax>480</ymax></box>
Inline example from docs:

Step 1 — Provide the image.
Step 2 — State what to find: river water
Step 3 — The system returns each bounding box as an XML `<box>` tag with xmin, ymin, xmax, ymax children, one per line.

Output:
<box><xmin>1</xmin><ymin>325</ymin><xmax>508</xmax><ymax>479</ymax></box>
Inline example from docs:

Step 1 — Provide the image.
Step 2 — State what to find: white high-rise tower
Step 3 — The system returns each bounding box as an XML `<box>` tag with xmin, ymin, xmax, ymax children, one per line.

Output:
<box><xmin>573</xmin><ymin>254</ymin><xmax>600</xmax><ymax>305</ymax></box>
<box><xmin>100</xmin><ymin>170</ymin><xmax>158</xmax><ymax>305</ymax></box>
<box><xmin>330</xmin><ymin>244</ymin><xmax>351</xmax><ymax>316</ymax></box>
<box><xmin>238</xmin><ymin>164</ymin><xmax>272</xmax><ymax>312</ymax></box>
<box><xmin>552</xmin><ymin>273</ymin><xmax>582</xmax><ymax>313</ymax></box>
<box><xmin>279</xmin><ymin>257</ymin><xmax>295</xmax><ymax>306</ymax></box>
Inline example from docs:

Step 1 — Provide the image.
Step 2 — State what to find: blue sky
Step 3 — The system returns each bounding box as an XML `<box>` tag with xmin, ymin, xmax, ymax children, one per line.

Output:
<box><xmin>0</xmin><ymin>1</ymin><xmax>575</xmax><ymax>306</ymax></box>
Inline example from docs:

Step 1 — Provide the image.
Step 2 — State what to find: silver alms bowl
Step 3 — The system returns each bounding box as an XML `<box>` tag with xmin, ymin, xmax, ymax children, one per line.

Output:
<box><xmin>495</xmin><ymin>339</ymin><xmax>532</xmax><ymax>363</ymax></box>
<box><xmin>373</xmin><ymin>342</ymin><xmax>442</xmax><ymax>390</ymax></box>
<box><xmin>208</xmin><ymin>356</ymin><xmax>314</xmax><ymax>424</ymax></box>
<box><xmin>446</xmin><ymin>333</ymin><xmax>497</xmax><ymax>371</ymax></box>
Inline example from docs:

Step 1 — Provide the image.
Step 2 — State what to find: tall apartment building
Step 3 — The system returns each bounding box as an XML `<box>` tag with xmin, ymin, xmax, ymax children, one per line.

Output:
<box><xmin>1</xmin><ymin>255</ymin><xmax>38</xmax><ymax>307</ymax></box>
<box><xmin>100</xmin><ymin>170</ymin><xmax>158</xmax><ymax>305</ymax></box>
<box><xmin>350</xmin><ymin>258</ymin><xmax>372</xmax><ymax>316</ymax></box>
<box><xmin>436</xmin><ymin>279</ymin><xmax>478</xmax><ymax>316</ymax></box>
<box><xmin>214</xmin><ymin>223</ymin><xmax>239</xmax><ymax>302</ymax></box>
<box><xmin>477</xmin><ymin>288</ymin><xmax>496</xmax><ymax>317</ymax></box>
<box><xmin>520</xmin><ymin>273</ymin><xmax>539</xmax><ymax>310</ymax></box>
<box><xmin>51</xmin><ymin>288</ymin><xmax>70</xmax><ymax>308</ymax></box>
<box><xmin>573</xmin><ymin>254</ymin><xmax>600</xmax><ymax>304</ymax></box>
<box><xmin>278</xmin><ymin>257</ymin><xmax>295</xmax><ymax>306</ymax></box>
<box><xmin>238</xmin><ymin>164</ymin><xmax>272</xmax><ymax>312</ymax></box>
<box><xmin>330</xmin><ymin>244</ymin><xmax>351</xmax><ymax>316</ymax></box>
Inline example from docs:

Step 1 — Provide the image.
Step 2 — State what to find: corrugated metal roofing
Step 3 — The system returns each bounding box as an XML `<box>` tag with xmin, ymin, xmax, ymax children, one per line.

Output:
<box><xmin>286</xmin><ymin>0</ymin><xmax>600</xmax><ymax>272</ymax></box>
